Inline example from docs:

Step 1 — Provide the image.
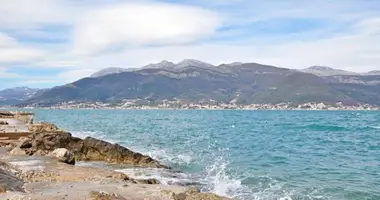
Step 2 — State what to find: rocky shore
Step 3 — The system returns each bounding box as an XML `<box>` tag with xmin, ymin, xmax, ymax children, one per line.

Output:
<box><xmin>0</xmin><ymin>123</ymin><xmax>230</xmax><ymax>200</ymax></box>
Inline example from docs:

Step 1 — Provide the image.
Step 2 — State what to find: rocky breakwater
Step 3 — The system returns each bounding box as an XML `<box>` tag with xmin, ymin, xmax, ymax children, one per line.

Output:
<box><xmin>14</xmin><ymin>130</ymin><xmax>167</xmax><ymax>168</ymax></box>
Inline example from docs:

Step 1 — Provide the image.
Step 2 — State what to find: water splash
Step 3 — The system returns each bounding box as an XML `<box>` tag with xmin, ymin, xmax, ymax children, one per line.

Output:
<box><xmin>201</xmin><ymin>157</ymin><xmax>248</xmax><ymax>199</ymax></box>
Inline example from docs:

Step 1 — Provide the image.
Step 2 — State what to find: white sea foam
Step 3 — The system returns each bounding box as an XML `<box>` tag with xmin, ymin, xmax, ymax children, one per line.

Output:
<box><xmin>279</xmin><ymin>197</ymin><xmax>293</xmax><ymax>200</ymax></box>
<box><xmin>139</xmin><ymin>148</ymin><xmax>193</xmax><ymax>165</ymax></box>
<box><xmin>116</xmin><ymin>168</ymin><xmax>194</xmax><ymax>186</ymax></box>
<box><xmin>70</xmin><ymin>130</ymin><xmax>100</xmax><ymax>139</ymax></box>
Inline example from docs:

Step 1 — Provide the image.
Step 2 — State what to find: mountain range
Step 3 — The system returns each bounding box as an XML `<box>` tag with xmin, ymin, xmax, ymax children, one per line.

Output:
<box><xmin>2</xmin><ymin>60</ymin><xmax>380</xmax><ymax>106</ymax></box>
<box><xmin>0</xmin><ymin>87</ymin><xmax>43</xmax><ymax>105</ymax></box>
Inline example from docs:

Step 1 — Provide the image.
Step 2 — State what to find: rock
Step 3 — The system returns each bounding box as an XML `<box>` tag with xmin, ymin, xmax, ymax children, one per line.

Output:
<box><xmin>9</xmin><ymin>147</ymin><xmax>26</xmax><ymax>156</ymax></box>
<box><xmin>136</xmin><ymin>178</ymin><xmax>160</xmax><ymax>184</ymax></box>
<box><xmin>186</xmin><ymin>187</ymin><xmax>200</xmax><ymax>194</ymax></box>
<box><xmin>19</xmin><ymin>138</ymin><xmax>32</xmax><ymax>148</ymax></box>
<box><xmin>171</xmin><ymin>188</ymin><xmax>230</xmax><ymax>200</ymax></box>
<box><xmin>28</xmin><ymin>122</ymin><xmax>59</xmax><ymax>133</ymax></box>
<box><xmin>47</xmin><ymin>148</ymin><xmax>75</xmax><ymax>165</ymax></box>
<box><xmin>89</xmin><ymin>191</ymin><xmax>127</xmax><ymax>200</ymax></box>
<box><xmin>76</xmin><ymin>137</ymin><xmax>168</xmax><ymax>168</ymax></box>
<box><xmin>173</xmin><ymin>193</ymin><xmax>187</xmax><ymax>200</ymax></box>
<box><xmin>107</xmin><ymin>172</ymin><xmax>131</xmax><ymax>181</ymax></box>
<box><xmin>33</xmin><ymin>150</ymin><xmax>46</xmax><ymax>156</ymax></box>
<box><xmin>0</xmin><ymin>165</ymin><xmax>24</xmax><ymax>193</ymax></box>
<box><xmin>21</xmin><ymin>132</ymin><xmax>167</xmax><ymax>168</ymax></box>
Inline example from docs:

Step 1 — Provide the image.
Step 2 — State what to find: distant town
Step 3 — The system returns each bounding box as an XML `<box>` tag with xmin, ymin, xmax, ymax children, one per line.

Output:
<box><xmin>8</xmin><ymin>99</ymin><xmax>380</xmax><ymax>110</ymax></box>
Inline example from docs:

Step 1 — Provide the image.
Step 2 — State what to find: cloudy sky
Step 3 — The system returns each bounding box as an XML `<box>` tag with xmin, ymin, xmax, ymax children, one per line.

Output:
<box><xmin>0</xmin><ymin>0</ymin><xmax>380</xmax><ymax>89</ymax></box>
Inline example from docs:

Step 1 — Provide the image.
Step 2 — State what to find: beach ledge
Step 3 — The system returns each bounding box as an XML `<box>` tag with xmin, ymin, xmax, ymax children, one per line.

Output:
<box><xmin>0</xmin><ymin>112</ymin><xmax>230</xmax><ymax>200</ymax></box>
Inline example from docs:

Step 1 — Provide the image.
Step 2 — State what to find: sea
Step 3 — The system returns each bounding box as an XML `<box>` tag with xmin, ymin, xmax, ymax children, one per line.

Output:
<box><xmin>30</xmin><ymin>109</ymin><xmax>379</xmax><ymax>200</ymax></box>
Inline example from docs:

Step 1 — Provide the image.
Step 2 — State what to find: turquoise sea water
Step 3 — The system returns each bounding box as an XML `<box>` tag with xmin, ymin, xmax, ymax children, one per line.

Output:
<box><xmin>32</xmin><ymin>109</ymin><xmax>379</xmax><ymax>200</ymax></box>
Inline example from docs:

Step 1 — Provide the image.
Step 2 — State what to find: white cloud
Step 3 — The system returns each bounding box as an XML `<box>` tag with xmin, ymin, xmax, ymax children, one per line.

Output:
<box><xmin>42</xmin><ymin>17</ymin><xmax>378</xmax><ymax>73</ymax></box>
<box><xmin>0</xmin><ymin>0</ymin><xmax>81</xmax><ymax>29</ymax></box>
<box><xmin>73</xmin><ymin>2</ymin><xmax>221</xmax><ymax>55</ymax></box>
<box><xmin>0</xmin><ymin>32</ymin><xmax>43</xmax><ymax>63</ymax></box>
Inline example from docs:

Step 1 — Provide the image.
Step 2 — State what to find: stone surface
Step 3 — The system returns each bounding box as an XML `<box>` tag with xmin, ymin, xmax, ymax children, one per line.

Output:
<box><xmin>47</xmin><ymin>148</ymin><xmax>75</xmax><ymax>165</ymax></box>
<box><xmin>136</xmin><ymin>178</ymin><xmax>160</xmax><ymax>185</ymax></box>
<box><xmin>9</xmin><ymin>147</ymin><xmax>26</xmax><ymax>156</ymax></box>
<box><xmin>19</xmin><ymin>132</ymin><xmax>167</xmax><ymax>168</ymax></box>
<box><xmin>172</xmin><ymin>188</ymin><xmax>230</xmax><ymax>200</ymax></box>
<box><xmin>28</xmin><ymin>122</ymin><xmax>59</xmax><ymax>133</ymax></box>
<box><xmin>107</xmin><ymin>172</ymin><xmax>131</xmax><ymax>181</ymax></box>
<box><xmin>0</xmin><ymin>161</ymin><xmax>24</xmax><ymax>193</ymax></box>
<box><xmin>90</xmin><ymin>191</ymin><xmax>127</xmax><ymax>200</ymax></box>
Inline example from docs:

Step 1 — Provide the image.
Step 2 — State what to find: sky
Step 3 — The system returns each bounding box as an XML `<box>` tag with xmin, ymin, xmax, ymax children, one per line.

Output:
<box><xmin>0</xmin><ymin>0</ymin><xmax>380</xmax><ymax>90</ymax></box>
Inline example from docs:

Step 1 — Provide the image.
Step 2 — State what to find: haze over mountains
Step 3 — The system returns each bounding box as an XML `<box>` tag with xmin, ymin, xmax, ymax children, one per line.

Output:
<box><xmin>1</xmin><ymin>60</ymin><xmax>380</xmax><ymax>106</ymax></box>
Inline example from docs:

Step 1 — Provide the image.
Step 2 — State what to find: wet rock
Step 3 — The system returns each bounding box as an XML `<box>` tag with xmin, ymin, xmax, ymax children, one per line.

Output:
<box><xmin>48</xmin><ymin>148</ymin><xmax>75</xmax><ymax>165</ymax></box>
<box><xmin>9</xmin><ymin>147</ymin><xmax>26</xmax><ymax>156</ymax></box>
<box><xmin>136</xmin><ymin>178</ymin><xmax>160</xmax><ymax>184</ymax></box>
<box><xmin>21</xmin><ymin>132</ymin><xmax>167</xmax><ymax>168</ymax></box>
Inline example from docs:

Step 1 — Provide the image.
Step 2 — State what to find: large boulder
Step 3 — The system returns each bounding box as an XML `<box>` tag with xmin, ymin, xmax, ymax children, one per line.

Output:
<box><xmin>18</xmin><ymin>132</ymin><xmax>167</xmax><ymax>168</ymax></box>
<box><xmin>48</xmin><ymin>148</ymin><xmax>75</xmax><ymax>165</ymax></box>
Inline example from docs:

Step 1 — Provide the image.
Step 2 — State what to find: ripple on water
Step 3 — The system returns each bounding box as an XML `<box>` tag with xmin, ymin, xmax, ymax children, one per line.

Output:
<box><xmin>30</xmin><ymin>109</ymin><xmax>380</xmax><ymax>200</ymax></box>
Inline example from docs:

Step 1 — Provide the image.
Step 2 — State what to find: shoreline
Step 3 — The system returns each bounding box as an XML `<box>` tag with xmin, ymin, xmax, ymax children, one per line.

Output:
<box><xmin>0</xmin><ymin>112</ymin><xmax>230</xmax><ymax>200</ymax></box>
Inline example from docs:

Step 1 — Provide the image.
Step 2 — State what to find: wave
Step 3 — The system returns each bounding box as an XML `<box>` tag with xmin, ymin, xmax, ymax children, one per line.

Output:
<box><xmin>368</xmin><ymin>126</ymin><xmax>380</xmax><ymax>129</ymax></box>
<box><xmin>68</xmin><ymin>131</ymin><xmax>325</xmax><ymax>200</ymax></box>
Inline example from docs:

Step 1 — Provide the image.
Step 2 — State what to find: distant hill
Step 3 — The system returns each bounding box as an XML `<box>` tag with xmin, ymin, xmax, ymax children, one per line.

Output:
<box><xmin>0</xmin><ymin>87</ymin><xmax>43</xmax><ymax>105</ymax></box>
<box><xmin>24</xmin><ymin>62</ymin><xmax>362</xmax><ymax>106</ymax></box>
